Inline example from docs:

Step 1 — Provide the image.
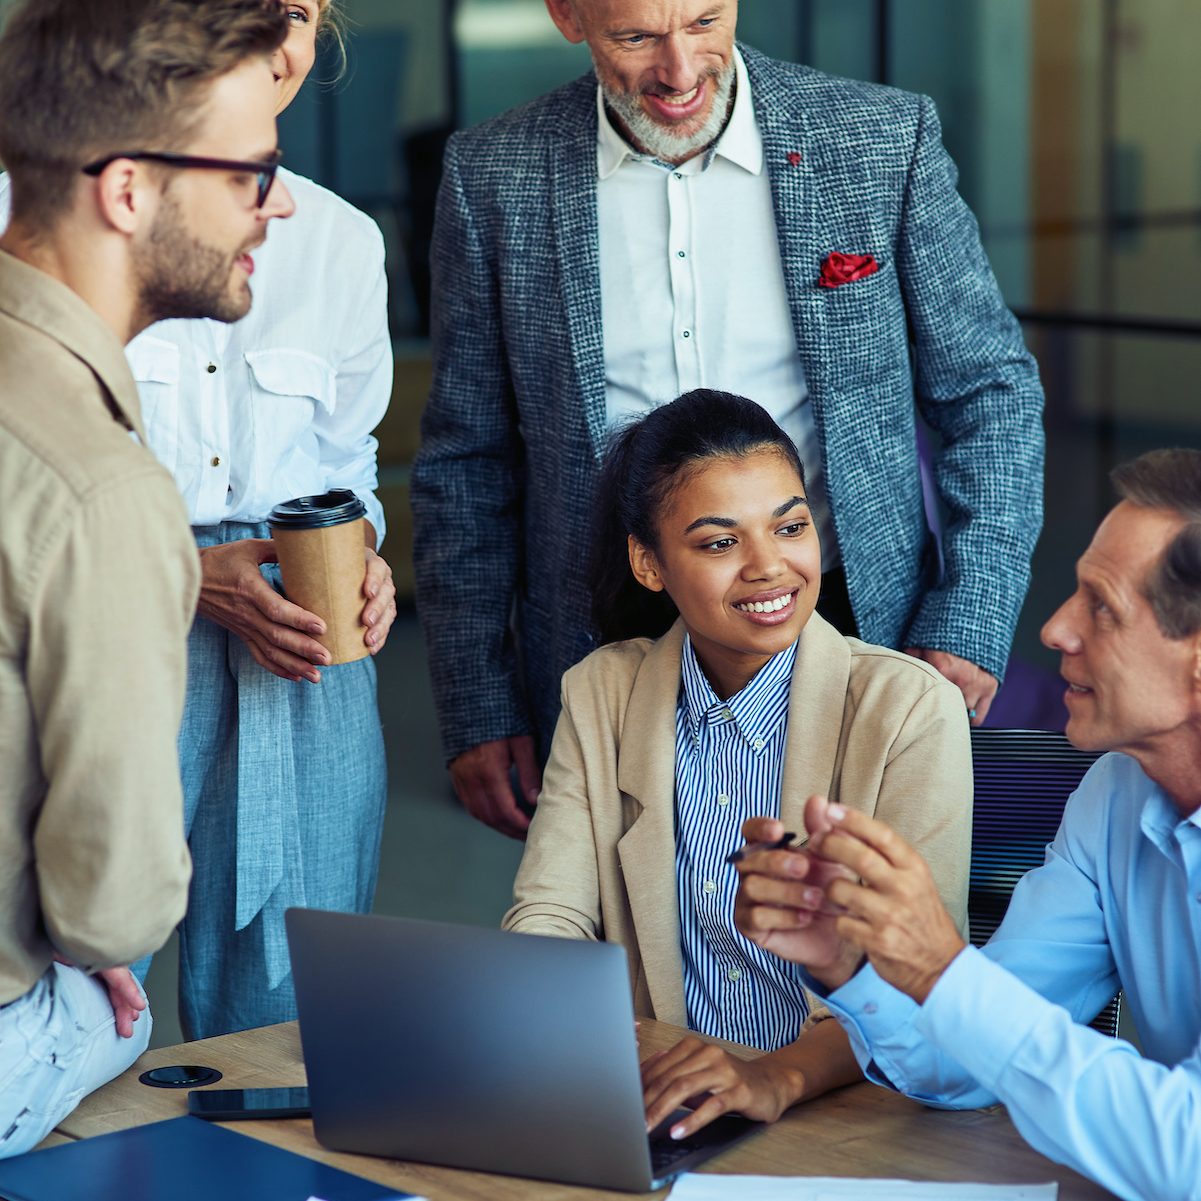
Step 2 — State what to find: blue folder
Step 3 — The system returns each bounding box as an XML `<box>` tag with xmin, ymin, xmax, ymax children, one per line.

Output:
<box><xmin>0</xmin><ymin>1116</ymin><xmax>412</xmax><ymax>1201</ymax></box>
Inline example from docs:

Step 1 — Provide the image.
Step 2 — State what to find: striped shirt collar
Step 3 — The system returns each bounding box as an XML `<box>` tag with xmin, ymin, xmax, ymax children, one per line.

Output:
<box><xmin>679</xmin><ymin>633</ymin><xmax>796</xmax><ymax>755</ymax></box>
<box><xmin>596</xmin><ymin>46</ymin><xmax>762</xmax><ymax>181</ymax></box>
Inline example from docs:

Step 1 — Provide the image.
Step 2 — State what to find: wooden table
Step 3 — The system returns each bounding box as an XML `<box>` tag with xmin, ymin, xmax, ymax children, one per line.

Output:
<box><xmin>50</xmin><ymin>1019</ymin><xmax>1116</xmax><ymax>1200</ymax></box>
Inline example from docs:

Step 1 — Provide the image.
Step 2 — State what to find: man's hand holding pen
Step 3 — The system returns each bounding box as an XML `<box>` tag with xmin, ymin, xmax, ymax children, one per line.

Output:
<box><xmin>732</xmin><ymin>795</ymin><xmax>967</xmax><ymax>1002</ymax></box>
<box><xmin>731</xmin><ymin>805</ymin><xmax>863</xmax><ymax>986</ymax></box>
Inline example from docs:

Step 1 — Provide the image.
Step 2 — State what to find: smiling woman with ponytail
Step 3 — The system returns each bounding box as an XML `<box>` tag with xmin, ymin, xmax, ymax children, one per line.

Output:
<box><xmin>504</xmin><ymin>388</ymin><xmax>973</xmax><ymax>1147</ymax></box>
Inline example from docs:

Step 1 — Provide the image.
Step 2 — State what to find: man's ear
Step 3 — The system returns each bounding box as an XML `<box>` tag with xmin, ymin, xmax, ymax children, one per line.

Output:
<box><xmin>628</xmin><ymin>535</ymin><xmax>666</xmax><ymax>593</ymax></box>
<box><xmin>544</xmin><ymin>0</ymin><xmax>587</xmax><ymax>44</ymax></box>
<box><xmin>89</xmin><ymin>159</ymin><xmax>153</xmax><ymax>236</ymax></box>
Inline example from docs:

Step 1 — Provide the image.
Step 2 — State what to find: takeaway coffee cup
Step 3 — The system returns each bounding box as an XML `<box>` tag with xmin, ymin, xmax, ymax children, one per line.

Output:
<box><xmin>269</xmin><ymin>490</ymin><xmax>369</xmax><ymax>665</ymax></box>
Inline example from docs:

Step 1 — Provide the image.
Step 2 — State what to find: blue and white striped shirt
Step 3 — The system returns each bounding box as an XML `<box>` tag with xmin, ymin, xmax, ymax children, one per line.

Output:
<box><xmin>674</xmin><ymin>635</ymin><xmax>810</xmax><ymax>1051</ymax></box>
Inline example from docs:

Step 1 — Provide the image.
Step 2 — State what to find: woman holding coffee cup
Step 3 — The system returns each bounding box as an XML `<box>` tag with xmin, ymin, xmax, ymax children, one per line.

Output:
<box><xmin>107</xmin><ymin>2</ymin><xmax>393</xmax><ymax>1038</ymax></box>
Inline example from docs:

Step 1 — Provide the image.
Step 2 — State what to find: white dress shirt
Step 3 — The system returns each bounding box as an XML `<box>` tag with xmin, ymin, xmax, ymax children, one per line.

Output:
<box><xmin>125</xmin><ymin>168</ymin><xmax>391</xmax><ymax>541</ymax></box>
<box><xmin>596</xmin><ymin>48</ymin><xmax>835</xmax><ymax>565</ymax></box>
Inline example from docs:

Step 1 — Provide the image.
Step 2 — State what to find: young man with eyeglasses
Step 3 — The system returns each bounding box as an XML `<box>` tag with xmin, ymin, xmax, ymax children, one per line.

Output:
<box><xmin>0</xmin><ymin>0</ymin><xmax>291</xmax><ymax>1158</ymax></box>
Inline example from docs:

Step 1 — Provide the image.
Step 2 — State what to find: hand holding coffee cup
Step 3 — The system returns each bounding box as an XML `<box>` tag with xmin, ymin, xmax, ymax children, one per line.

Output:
<box><xmin>269</xmin><ymin>490</ymin><xmax>371</xmax><ymax>665</ymax></box>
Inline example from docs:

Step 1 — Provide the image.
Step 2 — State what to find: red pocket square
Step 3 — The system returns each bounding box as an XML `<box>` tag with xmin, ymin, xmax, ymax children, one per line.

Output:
<box><xmin>818</xmin><ymin>252</ymin><xmax>879</xmax><ymax>289</ymax></box>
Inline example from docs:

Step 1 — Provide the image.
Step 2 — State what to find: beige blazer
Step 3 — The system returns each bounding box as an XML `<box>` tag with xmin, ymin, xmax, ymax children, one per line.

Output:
<box><xmin>503</xmin><ymin>615</ymin><xmax>972</xmax><ymax>1025</ymax></box>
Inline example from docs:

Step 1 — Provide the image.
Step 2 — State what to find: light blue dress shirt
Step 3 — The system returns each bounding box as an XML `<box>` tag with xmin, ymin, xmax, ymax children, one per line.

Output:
<box><xmin>675</xmin><ymin>636</ymin><xmax>811</xmax><ymax>1051</ymax></box>
<box><xmin>816</xmin><ymin>752</ymin><xmax>1201</xmax><ymax>1201</ymax></box>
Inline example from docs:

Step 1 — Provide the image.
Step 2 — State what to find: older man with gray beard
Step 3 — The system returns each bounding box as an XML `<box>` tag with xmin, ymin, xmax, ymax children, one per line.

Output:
<box><xmin>412</xmin><ymin>0</ymin><xmax>1045</xmax><ymax>839</ymax></box>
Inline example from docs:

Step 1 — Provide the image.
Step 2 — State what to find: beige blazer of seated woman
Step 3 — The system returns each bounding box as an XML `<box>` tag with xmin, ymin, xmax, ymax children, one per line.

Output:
<box><xmin>503</xmin><ymin>615</ymin><xmax>971</xmax><ymax>1027</ymax></box>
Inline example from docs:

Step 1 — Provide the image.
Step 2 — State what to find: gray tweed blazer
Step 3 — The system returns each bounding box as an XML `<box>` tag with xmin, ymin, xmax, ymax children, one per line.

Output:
<box><xmin>411</xmin><ymin>44</ymin><xmax>1044</xmax><ymax>763</ymax></box>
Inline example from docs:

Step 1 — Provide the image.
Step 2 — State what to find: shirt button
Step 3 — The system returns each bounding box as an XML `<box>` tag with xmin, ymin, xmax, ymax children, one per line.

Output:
<box><xmin>677</xmin><ymin>250</ymin><xmax>686</xmax><ymax>258</ymax></box>
<box><xmin>673</xmin><ymin>172</ymin><xmax>683</xmax><ymax>180</ymax></box>
<box><xmin>727</xmin><ymin>966</ymin><xmax>742</xmax><ymax>982</ymax></box>
<box><xmin>682</xmin><ymin>329</ymin><xmax>691</xmax><ymax>339</ymax></box>
<box><xmin>702</xmin><ymin>879</ymin><xmax>717</xmax><ymax>896</ymax></box>
<box><xmin>752</xmin><ymin>738</ymin><xmax>765</xmax><ymax>751</ymax></box>
<box><xmin>206</xmin><ymin>363</ymin><xmax>217</xmax><ymax>374</ymax></box>
<box><xmin>720</xmin><ymin>707</ymin><xmax>733</xmax><ymax>721</ymax></box>
<box><xmin>716</xmin><ymin>793</ymin><xmax>730</xmax><ymax>807</ymax></box>
<box><xmin>211</xmin><ymin>456</ymin><xmax>221</xmax><ymax>467</ymax></box>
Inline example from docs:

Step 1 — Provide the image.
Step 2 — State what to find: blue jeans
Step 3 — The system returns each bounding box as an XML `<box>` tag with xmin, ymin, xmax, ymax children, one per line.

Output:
<box><xmin>0</xmin><ymin>965</ymin><xmax>150</xmax><ymax>1159</ymax></box>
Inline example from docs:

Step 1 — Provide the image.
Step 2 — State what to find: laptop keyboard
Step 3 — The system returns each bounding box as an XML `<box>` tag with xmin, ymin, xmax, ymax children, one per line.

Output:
<box><xmin>648</xmin><ymin>1113</ymin><xmax>759</xmax><ymax>1176</ymax></box>
<box><xmin>649</xmin><ymin>1133</ymin><xmax>702</xmax><ymax>1174</ymax></box>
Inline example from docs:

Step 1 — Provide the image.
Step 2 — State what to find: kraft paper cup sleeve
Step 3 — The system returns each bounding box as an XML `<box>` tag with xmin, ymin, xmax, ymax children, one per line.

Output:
<box><xmin>272</xmin><ymin>518</ymin><xmax>369</xmax><ymax>665</ymax></box>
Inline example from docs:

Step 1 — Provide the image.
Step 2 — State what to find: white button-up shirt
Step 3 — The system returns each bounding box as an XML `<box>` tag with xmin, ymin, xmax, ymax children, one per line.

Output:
<box><xmin>596</xmin><ymin>49</ymin><xmax>835</xmax><ymax>564</ymax></box>
<box><xmin>125</xmin><ymin>168</ymin><xmax>391</xmax><ymax>541</ymax></box>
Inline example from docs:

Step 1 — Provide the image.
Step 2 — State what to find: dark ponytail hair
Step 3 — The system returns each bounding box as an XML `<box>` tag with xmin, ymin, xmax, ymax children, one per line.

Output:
<box><xmin>589</xmin><ymin>389</ymin><xmax>805</xmax><ymax>644</ymax></box>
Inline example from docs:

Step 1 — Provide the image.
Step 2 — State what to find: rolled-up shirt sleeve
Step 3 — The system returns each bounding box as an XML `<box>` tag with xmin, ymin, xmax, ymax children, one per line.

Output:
<box><xmin>27</xmin><ymin>468</ymin><xmax>198</xmax><ymax>970</ymax></box>
<box><xmin>811</xmin><ymin>961</ymin><xmax>977</xmax><ymax>1104</ymax></box>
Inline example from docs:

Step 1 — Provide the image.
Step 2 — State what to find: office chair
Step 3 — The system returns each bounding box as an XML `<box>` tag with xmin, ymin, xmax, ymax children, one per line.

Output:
<box><xmin>969</xmin><ymin>728</ymin><xmax>1122</xmax><ymax>1037</ymax></box>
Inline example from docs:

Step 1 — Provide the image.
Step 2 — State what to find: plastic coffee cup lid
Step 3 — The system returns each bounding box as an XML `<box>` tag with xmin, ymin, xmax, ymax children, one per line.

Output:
<box><xmin>269</xmin><ymin>489</ymin><xmax>367</xmax><ymax>530</ymax></box>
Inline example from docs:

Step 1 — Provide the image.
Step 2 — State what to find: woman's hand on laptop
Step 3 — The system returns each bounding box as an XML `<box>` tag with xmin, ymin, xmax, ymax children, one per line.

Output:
<box><xmin>640</xmin><ymin>1016</ymin><xmax>864</xmax><ymax>1141</ymax></box>
<box><xmin>640</xmin><ymin>1037</ymin><xmax>800</xmax><ymax>1140</ymax></box>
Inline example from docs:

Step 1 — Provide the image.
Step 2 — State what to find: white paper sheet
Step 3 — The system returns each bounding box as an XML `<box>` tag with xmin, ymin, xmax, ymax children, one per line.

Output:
<box><xmin>305</xmin><ymin>1195</ymin><xmax>427</xmax><ymax>1201</ymax></box>
<box><xmin>669</xmin><ymin>1175</ymin><xmax>1057</xmax><ymax>1201</ymax></box>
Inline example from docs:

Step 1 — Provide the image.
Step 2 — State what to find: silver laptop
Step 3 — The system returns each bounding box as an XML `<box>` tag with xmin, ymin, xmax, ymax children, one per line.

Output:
<box><xmin>285</xmin><ymin>909</ymin><xmax>762</xmax><ymax>1192</ymax></box>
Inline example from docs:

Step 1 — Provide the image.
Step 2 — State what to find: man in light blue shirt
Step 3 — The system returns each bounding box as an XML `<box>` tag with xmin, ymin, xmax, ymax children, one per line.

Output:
<box><xmin>732</xmin><ymin>447</ymin><xmax>1201</xmax><ymax>1201</ymax></box>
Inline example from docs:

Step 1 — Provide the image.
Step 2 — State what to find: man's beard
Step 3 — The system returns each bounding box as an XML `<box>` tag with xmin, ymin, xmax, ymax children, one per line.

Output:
<box><xmin>133</xmin><ymin>192</ymin><xmax>254</xmax><ymax>328</ymax></box>
<box><xmin>599</xmin><ymin>58</ymin><xmax>736</xmax><ymax>163</ymax></box>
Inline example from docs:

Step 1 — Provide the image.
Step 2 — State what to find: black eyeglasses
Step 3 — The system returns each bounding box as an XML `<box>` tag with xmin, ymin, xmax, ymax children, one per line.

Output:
<box><xmin>81</xmin><ymin>148</ymin><xmax>283</xmax><ymax>208</ymax></box>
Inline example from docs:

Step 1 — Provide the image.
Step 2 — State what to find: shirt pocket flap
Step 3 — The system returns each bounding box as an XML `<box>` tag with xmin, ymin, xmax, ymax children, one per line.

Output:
<box><xmin>244</xmin><ymin>348</ymin><xmax>337</xmax><ymax>414</ymax></box>
<box><xmin>126</xmin><ymin>335</ymin><xmax>181</xmax><ymax>385</ymax></box>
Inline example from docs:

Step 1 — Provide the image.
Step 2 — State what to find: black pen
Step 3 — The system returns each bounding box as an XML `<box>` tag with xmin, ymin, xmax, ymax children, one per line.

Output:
<box><xmin>725</xmin><ymin>831</ymin><xmax>807</xmax><ymax>865</ymax></box>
